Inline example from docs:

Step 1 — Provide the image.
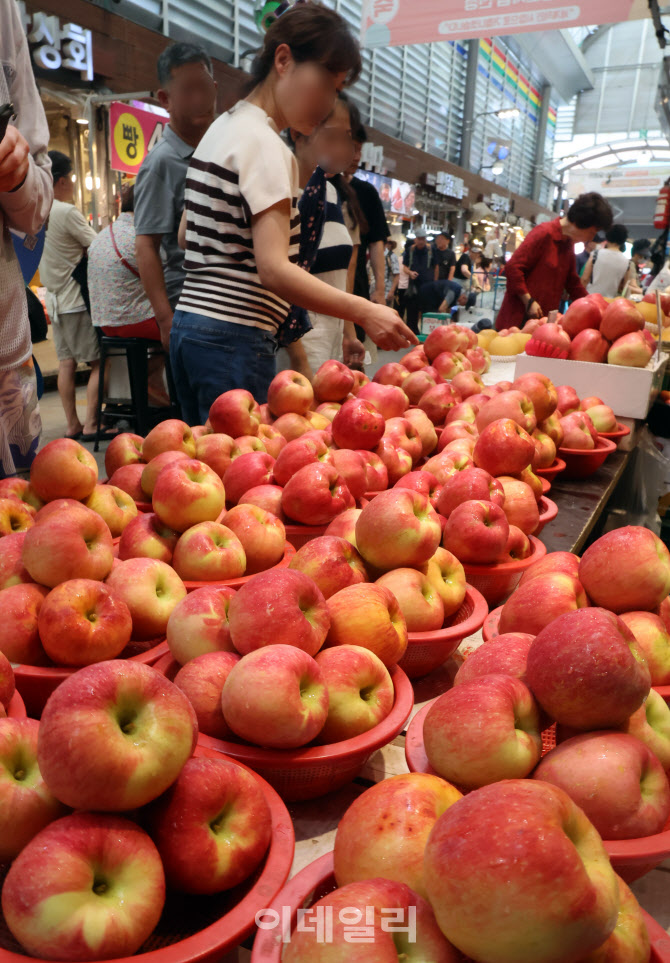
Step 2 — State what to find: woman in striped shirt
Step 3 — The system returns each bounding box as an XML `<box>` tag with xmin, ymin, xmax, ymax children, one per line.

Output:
<box><xmin>171</xmin><ymin>3</ymin><xmax>416</xmax><ymax>424</ymax></box>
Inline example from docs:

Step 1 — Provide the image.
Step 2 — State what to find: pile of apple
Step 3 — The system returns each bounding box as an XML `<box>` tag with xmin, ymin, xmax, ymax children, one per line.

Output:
<box><xmin>524</xmin><ymin>294</ymin><xmax>658</xmax><ymax>368</ymax></box>
<box><xmin>0</xmin><ymin>658</ymin><xmax>278</xmax><ymax>961</ymax></box>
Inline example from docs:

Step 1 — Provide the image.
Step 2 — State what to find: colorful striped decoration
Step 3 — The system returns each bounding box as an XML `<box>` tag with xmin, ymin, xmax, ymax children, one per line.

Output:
<box><xmin>478</xmin><ymin>37</ymin><xmax>542</xmax><ymax>121</ymax></box>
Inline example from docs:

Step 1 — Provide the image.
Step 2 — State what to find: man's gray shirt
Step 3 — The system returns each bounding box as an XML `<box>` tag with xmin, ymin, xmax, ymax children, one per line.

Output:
<box><xmin>134</xmin><ymin>124</ymin><xmax>193</xmax><ymax>306</ymax></box>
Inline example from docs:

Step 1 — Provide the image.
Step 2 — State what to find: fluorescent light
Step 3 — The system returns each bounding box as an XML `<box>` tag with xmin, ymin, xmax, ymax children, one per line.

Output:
<box><xmin>492</xmin><ymin>163</ymin><xmax>504</xmax><ymax>175</ymax></box>
<box><xmin>497</xmin><ymin>108</ymin><xmax>520</xmax><ymax>120</ymax></box>
<box><xmin>76</xmin><ymin>117</ymin><xmax>88</xmax><ymax>125</ymax></box>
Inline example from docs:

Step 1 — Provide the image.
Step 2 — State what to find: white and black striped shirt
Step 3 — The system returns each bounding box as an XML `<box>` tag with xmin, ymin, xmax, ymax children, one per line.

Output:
<box><xmin>177</xmin><ymin>101</ymin><xmax>301</xmax><ymax>334</ymax></box>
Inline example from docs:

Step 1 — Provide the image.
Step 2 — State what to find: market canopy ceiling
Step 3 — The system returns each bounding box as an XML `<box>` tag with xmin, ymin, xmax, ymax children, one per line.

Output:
<box><xmin>361</xmin><ymin>0</ymin><xmax>653</xmax><ymax>48</ymax></box>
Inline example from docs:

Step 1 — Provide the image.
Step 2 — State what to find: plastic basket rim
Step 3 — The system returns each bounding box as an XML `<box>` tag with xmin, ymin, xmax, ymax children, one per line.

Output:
<box><xmin>482</xmin><ymin>605</ymin><xmax>503</xmax><ymax>642</ymax></box>
<box><xmin>558</xmin><ymin>436</ymin><xmax>617</xmax><ymax>457</ymax></box>
<box><xmin>156</xmin><ymin>656</ymin><xmax>413</xmax><ymax>770</ymax></box>
<box><xmin>0</xmin><ymin>745</ymin><xmax>295</xmax><ymax>963</ymax></box>
<box><xmin>283</xmin><ymin>522</ymin><xmax>329</xmax><ymax>535</ymax></box>
<box><xmin>11</xmin><ymin>640</ymin><xmax>169</xmax><ymax>683</ymax></box>
<box><xmin>6</xmin><ymin>690</ymin><xmax>26</xmax><ymax>719</ymax></box>
<box><xmin>538</xmin><ymin>495</ymin><xmax>558</xmax><ymax>523</ymax></box>
<box><xmin>462</xmin><ymin>534</ymin><xmax>547</xmax><ymax>576</ymax></box>
<box><xmin>598</xmin><ymin>423</ymin><xmax>631</xmax><ymax>440</ymax></box>
<box><xmin>405</xmin><ymin>584</ymin><xmax>488</xmax><ymax>645</ymax></box>
<box><xmin>535</xmin><ymin>457</ymin><xmax>567</xmax><ymax>478</ymax></box>
<box><xmin>250</xmin><ymin>849</ymin><xmax>670</xmax><ymax>963</ymax></box>
<box><xmin>182</xmin><ymin>541</ymin><xmax>295</xmax><ymax>591</ymax></box>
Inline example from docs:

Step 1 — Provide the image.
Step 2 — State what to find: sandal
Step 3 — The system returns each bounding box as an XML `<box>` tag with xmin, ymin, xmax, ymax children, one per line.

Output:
<box><xmin>80</xmin><ymin>427</ymin><xmax>119</xmax><ymax>442</ymax></box>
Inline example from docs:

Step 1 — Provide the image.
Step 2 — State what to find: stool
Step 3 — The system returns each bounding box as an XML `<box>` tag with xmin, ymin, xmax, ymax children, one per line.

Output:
<box><xmin>94</xmin><ymin>331</ymin><xmax>181</xmax><ymax>450</ymax></box>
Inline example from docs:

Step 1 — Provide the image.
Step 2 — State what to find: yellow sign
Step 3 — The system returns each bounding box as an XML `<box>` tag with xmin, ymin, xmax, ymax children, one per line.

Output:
<box><xmin>112</xmin><ymin>110</ymin><xmax>147</xmax><ymax>172</ymax></box>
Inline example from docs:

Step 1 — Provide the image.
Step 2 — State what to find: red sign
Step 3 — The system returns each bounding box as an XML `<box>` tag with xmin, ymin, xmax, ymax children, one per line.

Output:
<box><xmin>361</xmin><ymin>0</ymin><xmax>636</xmax><ymax>48</ymax></box>
<box><xmin>109</xmin><ymin>102</ymin><xmax>167</xmax><ymax>176</ymax></box>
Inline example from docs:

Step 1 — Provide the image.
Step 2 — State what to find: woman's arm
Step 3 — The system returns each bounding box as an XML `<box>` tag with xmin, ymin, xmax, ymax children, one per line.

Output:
<box><xmin>252</xmin><ymin>201</ymin><xmax>417</xmax><ymax>351</ymax></box>
<box><xmin>285</xmin><ymin>340</ymin><xmax>313</xmax><ymax>381</ymax></box>
<box><xmin>178</xmin><ymin>209</ymin><xmax>187</xmax><ymax>250</ymax></box>
<box><xmin>581</xmin><ymin>253</ymin><xmax>594</xmax><ymax>287</ymax></box>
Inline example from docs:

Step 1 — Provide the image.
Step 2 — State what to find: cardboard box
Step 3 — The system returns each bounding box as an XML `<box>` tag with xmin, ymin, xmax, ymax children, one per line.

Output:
<box><xmin>513</xmin><ymin>354</ymin><xmax>667</xmax><ymax>420</ymax></box>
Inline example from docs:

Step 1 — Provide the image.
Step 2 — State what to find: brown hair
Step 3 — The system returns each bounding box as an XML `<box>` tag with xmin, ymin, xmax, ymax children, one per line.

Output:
<box><xmin>249</xmin><ymin>3</ymin><xmax>362</xmax><ymax>89</ymax></box>
<box><xmin>330</xmin><ymin>93</ymin><xmax>368</xmax><ymax>235</ymax></box>
<box><xmin>567</xmin><ymin>193</ymin><xmax>614</xmax><ymax>232</ymax></box>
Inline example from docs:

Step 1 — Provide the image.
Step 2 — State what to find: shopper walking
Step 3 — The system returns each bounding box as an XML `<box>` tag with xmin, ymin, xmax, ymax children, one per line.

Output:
<box><xmin>383</xmin><ymin>240</ymin><xmax>401</xmax><ymax>305</ymax></box>
<box><xmin>495</xmin><ymin>192</ymin><xmax>613</xmax><ymax>330</ymax></box>
<box><xmin>172</xmin><ymin>3</ymin><xmax>415</xmax><ymax>424</ymax></box>
<box><xmin>627</xmin><ymin>238</ymin><xmax>651</xmax><ymax>295</ymax></box>
<box><xmin>0</xmin><ymin>0</ymin><xmax>52</xmax><ymax>476</ymax></box>
<box><xmin>40</xmin><ymin>152</ymin><xmax>105</xmax><ymax>441</ymax></box>
<box><xmin>433</xmin><ymin>232</ymin><xmax>456</xmax><ymax>282</ymax></box>
<box><xmin>582</xmin><ymin>224</ymin><xmax>630</xmax><ymax>297</ymax></box>
<box><xmin>134</xmin><ymin>43</ymin><xmax>217</xmax><ymax>351</ymax></box>
<box><xmin>403</xmin><ymin>229</ymin><xmax>434</xmax><ymax>335</ymax></box>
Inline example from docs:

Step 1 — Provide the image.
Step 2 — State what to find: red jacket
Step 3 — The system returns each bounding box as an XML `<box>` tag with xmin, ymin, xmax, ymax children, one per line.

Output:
<box><xmin>496</xmin><ymin>218</ymin><xmax>587</xmax><ymax>330</ymax></box>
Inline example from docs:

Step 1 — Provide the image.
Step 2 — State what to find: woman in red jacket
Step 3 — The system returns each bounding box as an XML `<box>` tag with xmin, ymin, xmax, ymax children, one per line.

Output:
<box><xmin>495</xmin><ymin>193</ymin><xmax>613</xmax><ymax>331</ymax></box>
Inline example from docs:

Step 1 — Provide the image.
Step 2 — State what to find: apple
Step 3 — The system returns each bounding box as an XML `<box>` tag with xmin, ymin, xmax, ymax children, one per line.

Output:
<box><xmin>312</xmin><ymin>359</ymin><xmax>354</xmax><ymax>402</ymax></box>
<box><xmin>0</xmin><ymin>532</ymin><xmax>31</xmax><ymax>590</ymax></box>
<box><xmin>569</xmin><ymin>327</ymin><xmax>610</xmax><ymax>363</ymax></box>
<box><xmin>289</xmin><ymin>534</ymin><xmax>367</xmax><ymax>599</ymax></box>
<box><xmin>476</xmin><ymin>390</ymin><xmax>537</xmax><ymax>435</ymax></box>
<box><xmin>519</xmin><ymin>550</ymin><xmax>580</xmax><ymax>587</ymax></box>
<box><xmin>466</xmin><ymin>345</ymin><xmax>490</xmax><ymax>374</ymax></box>
<box><xmin>106</xmin><ymin>558</ymin><xmax>187</xmax><ymax>639</ymax></box>
<box><xmin>401</xmin><ymin>347</ymin><xmax>430</xmax><ymax>370</ymax></box>
<box><xmin>257</xmin><ymin>423</ymin><xmax>286</xmax><ymax>459</ymax></box>
<box><xmin>324</xmin><ymin>583</ymin><xmax>408</xmax><ymax>667</ymax></box>
<box><xmin>376</xmin><ymin>567</ymin><xmax>445</xmax><ymax>632</ymax></box>
<box><xmin>402</xmin><ymin>369</ymin><xmax>438</xmax><ymax>405</ymax></box>
<box><xmin>141</xmin><ymin>419</ymin><xmax>195</xmax><ymax>463</ymax></box>
<box><xmin>526</xmin><ymin>607</ymin><xmax>651</xmax><ymax>729</ymax></box>
<box><xmin>314</xmin><ymin>643</ymin><xmax>394</xmax><ymax>743</ymax></box>
<box><xmin>585</xmin><ymin>404</ymin><xmax>617</xmax><ymax>433</ymax></box>
<box><xmin>529</xmin><ymin>322</ymin><xmax>571</xmax><ymax>355</ymax></box>
<box><xmin>272</xmin><ymin>412</ymin><xmax>312</xmax><ymax>440</ymax></box>
<box><xmin>423</xmin><ymin>674</ymin><xmax>542</xmax><ymax>789</ymax></box>
<box><xmin>2</xmin><ymin>812</ymin><xmax>166</xmax><ymax>961</ymax></box>
<box><xmin>329</xmin><ymin>449</ymin><xmax>367</xmax><ymax>501</ymax></box>
<box><xmin>350</xmin><ymin>369</ymin><xmax>370</xmax><ymax>394</ymax></box>
<box><xmin>454</xmin><ymin>632</ymin><xmax>535</xmax><ymax>686</ymax></box>
<box><xmin>538</xmin><ymin>412</ymin><xmax>565</xmax><ymax>448</ymax></box>
<box><xmin>436</xmin><ymin>467</ymin><xmax>504</xmax><ymax>518</ymax></box>
<box><xmin>556</xmin><ymin>384</ymin><xmax>581</xmax><ymax>415</ymax></box>
<box><xmin>238</xmin><ymin>483</ymin><xmax>285</xmax><ymax>520</ymax></box>
<box><xmin>191</xmin><ymin>425</ymin><xmax>213</xmax><ymax>439</ymax></box>
<box><xmin>166</xmin><ymin>584</ymin><xmax>237</xmax><ymax>664</ymax></box>
<box><xmin>0</xmin><ymin>650</ymin><xmax>14</xmax><ymax>709</ymax></box>
<box><xmin>29</xmin><ymin>438</ymin><xmax>97</xmax><ymax>502</ymax></box>
<box><xmin>560</xmin><ymin>411</ymin><xmax>596</xmax><ymax>450</ymax></box>
<box><xmin>315</xmin><ymin>402</ymin><xmax>341</xmax><ymax>421</ymax></box>
<box><xmin>0</xmin><ymin>584</ymin><xmax>49</xmax><ymax>664</ymax></box>
<box><xmin>84</xmin><ymin>484</ymin><xmax>138</xmax><ymax>537</ymax></box>
<box><xmin>331</xmin><ymin>397</ymin><xmax>385</xmax><ymax>451</ymax></box>
<box><xmin>512</xmin><ymin>373</ymin><xmax>558</xmax><ymax>422</ymax></box>
<box><xmin>424</xmin><ymin>450</ymin><xmax>473</xmax><ymax>485</ymax></box>
<box><xmin>324</xmin><ymin>507</ymin><xmax>362</xmax><ymax>545</ymax></box>
<box><xmin>451</xmin><ymin>370</ymin><xmax>484</xmax><ymax>399</ymax></box>
<box><xmin>373</xmin><ymin>361</ymin><xmax>410</xmax><ymax>388</ymax></box>
<box><xmin>497</xmin><ymin>476</ymin><xmax>539</xmax><ymax>536</ymax></box>
<box><xmin>394</xmin><ymin>470</ymin><xmax>442</xmax><ymax>508</ymax></box>
<box><xmin>355</xmin><ymin>489</ymin><xmax>441</xmax><ymax>571</ymax></box>
<box><xmin>148</xmin><ymin>755</ymin><xmax>271</xmax><ymax>893</ymax></box>
<box><xmin>0</xmin><ymin>718</ymin><xmax>65</xmax><ymax>862</ymax></box>
<box><xmin>152</xmin><ymin>459</ymin><xmax>226</xmax><ymax>532</ymax></box>
<box><xmin>531</xmin><ymin>429</ymin><xmax>557</xmax><ymax>470</ymax></box>
<box><xmin>579</xmin><ymin>526</ymin><xmax>670</xmax><ymax>614</ymax></box>
<box><xmin>504</xmin><ymin>524</ymin><xmax>532</xmax><ymax>561</ymax></box>
<box><xmin>221</xmin><ymin>644</ymin><xmax>328</xmax><ymax>748</ymax></box>
<box><xmin>209</xmin><ymin>389</ymin><xmax>261</xmax><ymax>437</ymax></box>
<box><xmin>357</xmin><ymin>382</ymin><xmax>409</xmax><ymax>420</ymax></box>
<box><xmin>266</xmin><ymin>369</ymin><xmax>313</xmax><ymax>416</ymax></box>
<box><xmin>357</xmin><ymin>449</ymin><xmax>389</xmax><ymax>492</ymax></box>
<box><xmin>228</xmin><ymin>567</ymin><xmax>329</xmax><ymax>656</ymax></box>
<box><xmin>561</xmin><ymin>297</ymin><xmax>604</xmax><ymax>337</ymax></box>
<box><xmin>432</xmin><ymin>350</ymin><xmax>469</xmax><ymax>381</ymax></box>
<box><xmin>383</xmin><ymin>417</ymin><xmax>423</xmax><ymax>465</ymax></box>
<box><xmin>608</xmin><ymin>330</ymin><xmax>654</xmax><ymax>368</ymax></box>
<box><xmin>442</xmin><ymin>499</ymin><xmax>509</xmax><ymax>564</ymax></box>
<box><xmin>535</xmin><ymin>730</ymin><xmax>670</xmax><ymax>840</ymax></box>
<box><xmin>619</xmin><ymin>610</ymin><xmax>670</xmax><ymax>685</ymax></box>
<box><xmin>140</xmin><ymin>450</ymin><xmax>191</xmax><ymax>497</ymax></box>
<box><xmin>108</xmin><ymin>463</ymin><xmax>145</xmax><ymax>502</ymax></box>
<box><xmin>375</xmin><ymin>437</ymin><xmax>413</xmax><ymax>485</ymax></box>
<box><xmin>0</xmin><ymin>478</ymin><xmax>43</xmax><ymax>511</ymax></box>
<box><xmin>581</xmin><ymin>396</ymin><xmax>605</xmax><ymax>411</ymax></box>
<box><xmin>601</xmin><ymin>298</ymin><xmax>645</xmax><ymax>342</ymax></box>
<box><xmin>171</xmin><ymin>522</ymin><xmax>246</xmax><ymax>582</ymax></box>
<box><xmin>417</xmin><ymin>547</ymin><xmax>466</xmax><ymax>618</ymax></box>
<box><xmin>418</xmin><ymin>383</ymin><xmax>461</xmax><ymax>426</ymax></box>
<box><xmin>304</xmin><ymin>410</ymin><xmax>331</xmax><ymax>432</ymax></box>
<box><xmin>224</xmin><ymin>452</ymin><xmax>276</xmax><ymax>506</ymax></box>
<box><xmin>425</xmin><ymin>324</ymin><xmax>472</xmax><ymax>359</ymax></box>
<box><xmin>443</xmin><ymin>437</ymin><xmax>475</xmax><ymax>458</ymax></box>
<box><xmin>38</xmin><ymin>578</ymin><xmax>132</xmax><ymax>666</ymax></box>
<box><xmin>194</xmin><ymin>432</ymin><xmax>236</xmax><ymax>480</ymax></box>
<box><xmin>220</xmin><ymin>504</ymin><xmax>285</xmax><ymax>574</ymax></box>
<box><xmin>333</xmin><ymin>772</ymin><xmax>462</xmax><ymax>899</ymax></box>
<box><xmin>281</xmin><ymin>877</ymin><xmax>460</xmax><ymax>962</ymax></box>
<box><xmin>38</xmin><ymin>660</ymin><xmax>197</xmax><ymax>809</ymax></box>
<box><xmin>281</xmin><ymin>462</ymin><xmax>354</xmax><ymax>525</ymax></box>
<box><xmin>22</xmin><ymin>504</ymin><xmax>113</xmax><ymax>587</ymax></box>
<box><xmin>0</xmin><ymin>498</ymin><xmax>33</xmax><ymax>539</ymax></box>
<box><xmin>174</xmin><ymin>651</ymin><xmax>240</xmax><ymax>738</ymax></box>
<box><xmin>499</xmin><ymin>573</ymin><xmax>589</xmax><ymax>636</ymax></box>
<box><xmin>445</xmin><ymin>401</ymin><xmax>480</xmax><ymax>425</ymax></box>
<box><xmin>473</xmin><ymin>418</ymin><xmax>535</xmax><ymax>477</ymax></box>
<box><xmin>423</xmin><ymin>779</ymin><xmax>620</xmax><ymax>963</ymax></box>
<box><xmin>622</xmin><ymin>687</ymin><xmax>670</xmax><ymax>771</ymax></box>
<box><xmin>579</xmin><ymin>876</ymin><xmax>650</xmax><ymax>963</ymax></box>
<box><xmin>118</xmin><ymin>511</ymin><xmax>179</xmax><ymax>563</ymax></box>
<box><xmin>437</xmin><ymin>421</ymin><xmax>478</xmax><ymax>452</ymax></box>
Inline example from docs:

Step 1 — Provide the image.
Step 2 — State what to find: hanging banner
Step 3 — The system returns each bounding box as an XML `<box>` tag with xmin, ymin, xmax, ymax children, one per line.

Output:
<box><xmin>566</xmin><ymin>167</ymin><xmax>670</xmax><ymax>199</ymax></box>
<box><xmin>361</xmin><ymin>0</ymin><xmax>635</xmax><ymax>48</ymax></box>
<box><xmin>109</xmin><ymin>102</ymin><xmax>167</xmax><ymax>176</ymax></box>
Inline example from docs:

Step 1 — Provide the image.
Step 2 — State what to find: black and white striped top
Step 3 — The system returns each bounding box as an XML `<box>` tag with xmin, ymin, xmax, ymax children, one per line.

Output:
<box><xmin>177</xmin><ymin>101</ymin><xmax>301</xmax><ymax>334</ymax></box>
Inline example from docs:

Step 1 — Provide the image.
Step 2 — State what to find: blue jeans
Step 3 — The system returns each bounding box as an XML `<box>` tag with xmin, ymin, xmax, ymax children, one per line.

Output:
<box><xmin>169</xmin><ymin>311</ymin><xmax>278</xmax><ymax>426</ymax></box>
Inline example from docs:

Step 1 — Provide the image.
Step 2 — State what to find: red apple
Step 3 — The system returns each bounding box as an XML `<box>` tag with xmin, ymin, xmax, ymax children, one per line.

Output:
<box><xmin>221</xmin><ymin>644</ymin><xmax>328</xmax><ymax>748</ymax></box>
<box><xmin>601</xmin><ymin>298</ymin><xmax>645</xmax><ymax>342</ymax></box>
<box><xmin>282</xmin><ymin>462</ymin><xmax>354</xmax><ymax>525</ymax></box>
<box><xmin>432</xmin><ymin>350</ymin><xmax>470</xmax><ymax>381</ymax></box>
<box><xmin>560</xmin><ymin>411</ymin><xmax>596</xmax><ymax>449</ymax></box>
<box><xmin>450</xmin><ymin>370</ymin><xmax>484</xmax><ymax>399</ymax></box>
<box><xmin>271</xmin><ymin>434</ymin><xmax>332</xmax><ymax>487</ymax></box>
<box><xmin>622</xmin><ymin>687</ymin><xmax>670</xmax><ymax>771</ymax></box>
<box><xmin>499</xmin><ymin>572</ymin><xmax>589</xmax><ymax>636</ymax></box>
<box><xmin>373</xmin><ymin>361</ymin><xmax>410</xmax><ymax>388</ymax></box>
<box><xmin>556</xmin><ymin>384</ymin><xmax>580</xmax><ymax>415</ymax></box>
<box><xmin>376</xmin><ymin>567</ymin><xmax>445</xmax><ymax>632</ymax></box>
<box><xmin>401</xmin><ymin>347</ymin><xmax>429</xmax><ymax>371</ymax></box>
<box><xmin>288</xmin><ymin>535</ymin><xmax>368</xmax><ymax>599</ymax></box>
<box><xmin>402</xmin><ymin>369</ymin><xmax>438</xmax><ymax>405</ymax></box>
<box><xmin>473</xmin><ymin>418</ymin><xmax>535</xmax><ymax>476</ymax></box>
<box><xmin>272</xmin><ymin>413</ymin><xmax>312</xmax><ymax>440</ymax></box>
<box><xmin>394</xmin><ymin>469</ymin><xmax>442</xmax><ymax>507</ymax></box>
<box><xmin>315</xmin><ymin>402</ymin><xmax>341</xmax><ymax>421</ymax></box>
<box><xmin>257</xmin><ymin>424</ymin><xmax>286</xmax><ymax>459</ymax></box>
<box><xmin>106</xmin><ymin>558</ymin><xmax>187</xmax><ymax>639</ymax></box>
<box><xmin>619</xmin><ymin>610</ymin><xmax>670</xmax><ymax>685</ymax></box>
<box><xmin>104</xmin><ymin>432</ymin><xmax>144</xmax><ymax>478</ymax></box>
<box><xmin>355</xmin><ymin>489</ymin><xmax>441</xmax><ymax>571</ymax></box>
<box><xmin>466</xmin><ymin>346</ymin><xmax>490</xmax><ymax>375</ymax></box>
<box><xmin>174</xmin><ymin>651</ymin><xmax>240</xmax><ymax>738</ymax></box>
<box><xmin>0</xmin><ymin>532</ymin><xmax>30</xmax><ymax>590</ymax></box>
<box><xmin>194</xmin><ymin>432</ymin><xmax>236</xmax><ymax>480</ymax></box>
<box><xmin>324</xmin><ymin>583</ymin><xmax>408</xmax><ymax>667</ymax></box>
<box><xmin>608</xmin><ymin>330</ymin><xmax>654</xmax><ymax>367</ymax></box>
<box><xmin>538</xmin><ymin>412</ymin><xmax>565</xmax><ymax>448</ymax></box>
<box><xmin>569</xmin><ymin>327</ymin><xmax>610</xmax><ymax>363</ymax></box>
<box><xmin>511</xmin><ymin>372</ymin><xmax>558</xmax><ymax>422</ymax></box>
<box><xmin>424</xmin><ymin>324</ymin><xmax>472</xmax><ymax>359</ymax></box>
<box><xmin>238</xmin><ymin>483</ymin><xmax>285</xmax><ymax>520</ymax></box>
<box><xmin>0</xmin><ymin>478</ymin><xmax>43</xmax><ymax>511</ymax></box>
<box><xmin>141</xmin><ymin>419</ymin><xmax>196</xmax><ymax>463</ymax></box>
<box><xmin>531</xmin><ymin>429</ymin><xmax>557</xmax><ymax>470</ymax></box>
<box><xmin>586</xmin><ymin>404</ymin><xmax>617</xmax><ymax>433</ymax></box>
<box><xmin>423</xmin><ymin>450</ymin><xmax>474</xmax><ymax>485</ymax></box>
<box><xmin>442</xmin><ymin>498</ymin><xmax>509</xmax><ymax>564</ymax></box>
<box><xmin>209</xmin><ymin>389</ymin><xmax>261</xmax><ymax>437</ymax></box>
<box><xmin>152</xmin><ymin>459</ymin><xmax>226</xmax><ymax>532</ymax></box>
<box><xmin>383</xmin><ymin>417</ymin><xmax>423</xmax><ymax>465</ymax></box>
<box><xmin>497</xmin><ymin>476</ymin><xmax>539</xmax><ymax>536</ymax></box>
<box><xmin>529</xmin><ymin>322</ymin><xmax>571</xmax><ymax>355</ymax></box>
<box><xmin>85</xmin><ymin>483</ymin><xmax>139</xmax><ymax>539</ymax></box>
<box><xmin>323</xmin><ymin>507</ymin><xmax>362</xmax><ymax>545</ymax></box>
<box><xmin>403</xmin><ymin>407</ymin><xmax>439</xmax><ymax>458</ymax></box>
<box><xmin>504</xmin><ymin>524</ymin><xmax>532</xmax><ymax>561</ymax></box>
<box><xmin>0</xmin><ymin>497</ymin><xmax>33</xmax><ymax>537</ymax></box>
<box><xmin>118</xmin><ymin>511</ymin><xmax>179</xmax><ymax>563</ymax></box>
<box><xmin>519</xmin><ymin>550</ymin><xmax>580</xmax><ymax>587</ymax></box>
<box><xmin>331</xmin><ymin>397</ymin><xmax>385</xmax><ymax>451</ymax></box>
<box><xmin>315</xmin><ymin>644</ymin><xmax>395</xmax><ymax>743</ymax></box>
<box><xmin>454</xmin><ymin>632</ymin><xmax>535</xmax><ymax>686</ymax></box>
<box><xmin>418</xmin><ymin>383</ymin><xmax>461</xmax><ymax>426</ymax></box>
<box><xmin>0</xmin><ymin>584</ymin><xmax>49</xmax><ymax>664</ymax></box>
<box><xmin>357</xmin><ymin>382</ymin><xmax>409</xmax><ymax>420</ymax></box>
<box><xmin>22</xmin><ymin>504</ymin><xmax>113</xmax><ymax>587</ymax></box>
<box><xmin>166</xmin><ymin>584</ymin><xmax>237</xmax><ymax>664</ymax></box>
<box><xmin>579</xmin><ymin>876</ymin><xmax>650</xmax><ymax>963</ymax></box>
<box><xmin>357</xmin><ymin>449</ymin><xmax>389</xmax><ymax>492</ymax></box>
<box><xmin>418</xmin><ymin>547</ymin><xmax>466</xmax><ymax>618</ymax></box>
<box><xmin>223</xmin><ymin>451</ymin><xmax>276</xmax><ymax>506</ymax></box>
<box><xmin>38</xmin><ymin>578</ymin><xmax>132</xmax><ymax>666</ymax></box>
<box><xmin>140</xmin><ymin>450</ymin><xmax>190</xmax><ymax>498</ymax></box>
<box><xmin>172</xmin><ymin>522</ymin><xmax>246</xmax><ymax>582</ymax></box>
<box><xmin>221</xmin><ymin>504</ymin><xmax>285</xmax><ymax>574</ymax></box>
<box><xmin>445</xmin><ymin>401</ymin><xmax>480</xmax><ymax>425</ymax></box>
<box><xmin>476</xmin><ymin>390</ymin><xmax>537</xmax><ymax>435</ymax></box>
<box><xmin>436</xmin><ymin>467</ymin><xmax>504</xmax><ymax>518</ymax></box>
<box><xmin>267</xmin><ymin>369</ymin><xmax>314</xmax><ymax>416</ymax></box>
<box><xmin>0</xmin><ymin>650</ymin><xmax>14</xmax><ymax>710</ymax></box>
<box><xmin>579</xmin><ymin>526</ymin><xmax>670</xmax><ymax>613</ymax></box>
<box><xmin>437</xmin><ymin>421</ymin><xmax>478</xmax><ymax>451</ymax></box>
<box><xmin>561</xmin><ymin>297</ymin><xmax>604</xmax><ymax>337</ymax></box>
<box><xmin>329</xmin><ymin>449</ymin><xmax>367</xmax><ymax>500</ymax></box>
<box><xmin>30</xmin><ymin>438</ymin><xmax>97</xmax><ymax>502</ymax></box>
<box><xmin>526</xmin><ymin>607</ymin><xmax>651</xmax><ymax>728</ymax></box>
<box><xmin>312</xmin><ymin>359</ymin><xmax>354</xmax><ymax>402</ymax></box>
<box><xmin>191</xmin><ymin>425</ymin><xmax>212</xmax><ymax>440</ymax></box>
<box><xmin>108</xmin><ymin>463</ymin><xmax>145</xmax><ymax>501</ymax></box>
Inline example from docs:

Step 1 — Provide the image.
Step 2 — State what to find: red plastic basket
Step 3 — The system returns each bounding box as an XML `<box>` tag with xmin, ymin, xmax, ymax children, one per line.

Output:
<box><xmin>182</xmin><ymin>541</ymin><xmax>296</xmax><ymax>592</ymax></box>
<box><xmin>398</xmin><ymin>585</ymin><xmax>488</xmax><ymax>679</ymax></box>
<box><xmin>539</xmin><ymin>477</ymin><xmax>551</xmax><ymax>496</ymax></box>
<box><xmin>654</xmin><ymin>685</ymin><xmax>670</xmax><ymax>703</ymax></box>
<box><xmin>598</xmin><ymin>422</ymin><xmax>631</xmax><ymax>442</ymax></box>
<box><xmin>481</xmin><ymin>605</ymin><xmax>503</xmax><ymax>642</ymax></box>
<box><xmin>284</xmin><ymin>522</ymin><xmax>328</xmax><ymax>551</ymax></box>
<box><xmin>6</xmin><ymin>691</ymin><xmax>26</xmax><ymax>719</ymax></box>
<box><xmin>14</xmin><ymin>640</ymin><xmax>169</xmax><ymax>719</ymax></box>
<box><xmin>251</xmin><ymin>849</ymin><xmax>670</xmax><ymax>963</ymax></box>
<box><xmin>135</xmin><ymin>500</ymin><xmax>153</xmax><ymax>513</ymax></box>
<box><xmin>558</xmin><ymin>437</ymin><xmax>617</xmax><ymax>480</ymax></box>
<box><xmin>155</xmin><ymin>655</ymin><xmax>413</xmax><ymax>802</ymax></box>
<box><xmin>0</xmin><ymin>744</ymin><xmax>294</xmax><ymax>963</ymax></box>
<box><xmin>535</xmin><ymin>457</ymin><xmax>566</xmax><ymax>482</ymax></box>
<box><xmin>534</xmin><ymin>496</ymin><xmax>558</xmax><ymax>537</ymax></box>
<box><xmin>461</xmin><ymin>535</ymin><xmax>547</xmax><ymax>608</ymax></box>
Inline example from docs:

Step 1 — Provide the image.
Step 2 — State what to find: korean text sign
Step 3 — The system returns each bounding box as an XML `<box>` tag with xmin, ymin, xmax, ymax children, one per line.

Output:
<box><xmin>109</xmin><ymin>102</ymin><xmax>165</xmax><ymax>176</ymax></box>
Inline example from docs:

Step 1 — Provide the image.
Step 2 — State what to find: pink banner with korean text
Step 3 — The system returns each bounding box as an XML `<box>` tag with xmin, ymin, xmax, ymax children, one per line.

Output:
<box><xmin>361</xmin><ymin>0</ymin><xmax>635</xmax><ymax>48</ymax></box>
